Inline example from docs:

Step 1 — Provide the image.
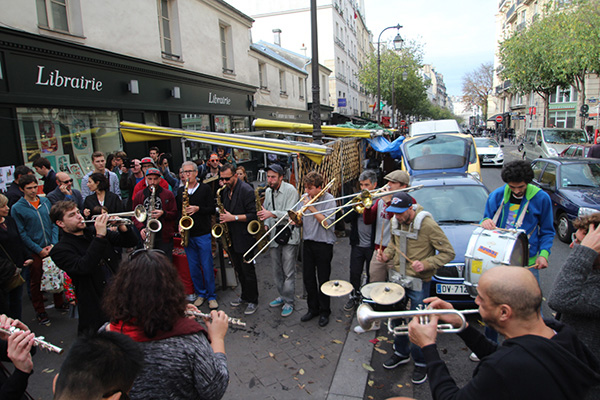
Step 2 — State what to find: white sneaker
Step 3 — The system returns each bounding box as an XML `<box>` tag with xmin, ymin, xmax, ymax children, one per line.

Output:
<box><xmin>469</xmin><ymin>352</ymin><xmax>480</xmax><ymax>362</ymax></box>
<box><xmin>353</xmin><ymin>320</ymin><xmax>380</xmax><ymax>334</ymax></box>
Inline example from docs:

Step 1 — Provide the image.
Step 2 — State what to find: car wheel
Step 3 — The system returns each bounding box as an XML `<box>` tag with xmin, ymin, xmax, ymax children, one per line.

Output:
<box><xmin>557</xmin><ymin>213</ymin><xmax>573</xmax><ymax>243</ymax></box>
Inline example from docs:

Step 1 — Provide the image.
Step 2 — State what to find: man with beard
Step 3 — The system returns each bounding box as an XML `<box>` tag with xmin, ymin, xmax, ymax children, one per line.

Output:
<box><xmin>408</xmin><ymin>266</ymin><xmax>600</xmax><ymax>400</ymax></box>
<box><xmin>49</xmin><ymin>201</ymin><xmax>138</xmax><ymax>333</ymax></box>
<box><xmin>258</xmin><ymin>164</ymin><xmax>299</xmax><ymax>317</ymax></box>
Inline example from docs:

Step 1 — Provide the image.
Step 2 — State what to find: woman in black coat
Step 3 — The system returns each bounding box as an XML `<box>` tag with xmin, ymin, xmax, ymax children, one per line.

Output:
<box><xmin>83</xmin><ymin>173</ymin><xmax>123</xmax><ymax>218</ymax></box>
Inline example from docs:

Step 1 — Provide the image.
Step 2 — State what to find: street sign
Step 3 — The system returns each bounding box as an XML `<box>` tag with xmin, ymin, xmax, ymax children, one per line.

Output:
<box><xmin>337</xmin><ymin>98</ymin><xmax>347</xmax><ymax>107</ymax></box>
<box><xmin>400</xmin><ymin>120</ymin><xmax>406</xmax><ymax>125</ymax></box>
<box><xmin>495</xmin><ymin>115</ymin><xmax>503</xmax><ymax>123</ymax></box>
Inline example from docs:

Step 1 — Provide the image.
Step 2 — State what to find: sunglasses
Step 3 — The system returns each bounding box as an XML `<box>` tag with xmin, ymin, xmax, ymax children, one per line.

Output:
<box><xmin>128</xmin><ymin>248</ymin><xmax>166</xmax><ymax>261</ymax></box>
<box><xmin>220</xmin><ymin>176</ymin><xmax>233</xmax><ymax>182</ymax></box>
<box><xmin>60</xmin><ymin>179</ymin><xmax>74</xmax><ymax>184</ymax></box>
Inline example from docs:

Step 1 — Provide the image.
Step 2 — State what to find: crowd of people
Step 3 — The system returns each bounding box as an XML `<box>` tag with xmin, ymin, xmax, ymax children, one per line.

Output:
<box><xmin>0</xmin><ymin>145</ymin><xmax>598</xmax><ymax>399</ymax></box>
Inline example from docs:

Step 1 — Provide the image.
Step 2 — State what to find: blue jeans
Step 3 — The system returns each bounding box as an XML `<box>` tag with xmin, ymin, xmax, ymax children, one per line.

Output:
<box><xmin>185</xmin><ymin>234</ymin><xmax>216</xmax><ymax>300</ymax></box>
<box><xmin>393</xmin><ymin>281</ymin><xmax>431</xmax><ymax>367</ymax></box>
<box><xmin>271</xmin><ymin>244</ymin><xmax>298</xmax><ymax>306</ymax></box>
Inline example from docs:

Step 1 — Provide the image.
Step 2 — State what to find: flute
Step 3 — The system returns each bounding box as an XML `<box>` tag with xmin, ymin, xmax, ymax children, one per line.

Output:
<box><xmin>0</xmin><ymin>326</ymin><xmax>63</xmax><ymax>354</ymax></box>
<box><xmin>185</xmin><ymin>311</ymin><xmax>246</xmax><ymax>328</ymax></box>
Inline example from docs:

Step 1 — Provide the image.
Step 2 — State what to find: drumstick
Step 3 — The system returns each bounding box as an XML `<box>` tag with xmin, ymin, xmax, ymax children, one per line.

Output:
<box><xmin>386</xmin><ymin>241</ymin><xmax>414</xmax><ymax>264</ymax></box>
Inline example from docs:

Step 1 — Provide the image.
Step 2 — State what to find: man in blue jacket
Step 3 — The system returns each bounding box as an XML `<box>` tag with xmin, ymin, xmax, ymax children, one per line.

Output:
<box><xmin>11</xmin><ymin>175</ymin><xmax>63</xmax><ymax>326</ymax></box>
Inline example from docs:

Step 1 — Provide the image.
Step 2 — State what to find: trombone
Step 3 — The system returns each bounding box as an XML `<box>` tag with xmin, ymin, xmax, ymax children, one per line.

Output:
<box><xmin>356</xmin><ymin>303</ymin><xmax>480</xmax><ymax>336</ymax></box>
<box><xmin>84</xmin><ymin>205</ymin><xmax>147</xmax><ymax>225</ymax></box>
<box><xmin>243</xmin><ymin>178</ymin><xmax>336</xmax><ymax>263</ymax></box>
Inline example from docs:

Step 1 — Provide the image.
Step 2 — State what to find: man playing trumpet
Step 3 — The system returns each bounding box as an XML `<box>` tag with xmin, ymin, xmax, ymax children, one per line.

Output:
<box><xmin>408</xmin><ymin>266</ymin><xmax>600</xmax><ymax>399</ymax></box>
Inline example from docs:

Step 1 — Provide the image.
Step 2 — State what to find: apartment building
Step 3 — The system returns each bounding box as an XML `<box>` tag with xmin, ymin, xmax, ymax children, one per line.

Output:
<box><xmin>421</xmin><ymin>64</ymin><xmax>451</xmax><ymax>111</ymax></box>
<box><xmin>225</xmin><ymin>0</ymin><xmax>374</xmax><ymax>121</ymax></box>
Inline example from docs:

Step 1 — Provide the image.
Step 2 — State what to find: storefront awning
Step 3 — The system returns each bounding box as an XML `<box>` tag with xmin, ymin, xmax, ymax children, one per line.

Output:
<box><xmin>252</xmin><ymin>118</ymin><xmax>376</xmax><ymax>139</ymax></box>
<box><xmin>120</xmin><ymin>121</ymin><xmax>332</xmax><ymax>164</ymax></box>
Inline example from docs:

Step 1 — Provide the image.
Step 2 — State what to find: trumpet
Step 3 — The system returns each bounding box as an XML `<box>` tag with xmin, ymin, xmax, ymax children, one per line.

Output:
<box><xmin>185</xmin><ymin>310</ymin><xmax>246</xmax><ymax>328</ymax></box>
<box><xmin>356</xmin><ymin>303</ymin><xmax>480</xmax><ymax>336</ymax></box>
<box><xmin>0</xmin><ymin>326</ymin><xmax>63</xmax><ymax>354</ymax></box>
<box><xmin>320</xmin><ymin>189</ymin><xmax>373</xmax><ymax>229</ymax></box>
<box><xmin>84</xmin><ymin>205</ymin><xmax>147</xmax><ymax>225</ymax></box>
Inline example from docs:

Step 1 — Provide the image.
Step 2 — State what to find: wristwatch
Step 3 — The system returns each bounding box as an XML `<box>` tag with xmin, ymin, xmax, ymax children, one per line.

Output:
<box><xmin>235</xmin><ymin>215</ymin><xmax>239</xmax><ymax>221</ymax></box>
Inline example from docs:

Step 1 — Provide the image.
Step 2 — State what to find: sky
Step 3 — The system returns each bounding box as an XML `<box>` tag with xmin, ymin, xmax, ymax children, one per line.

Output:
<box><xmin>364</xmin><ymin>0</ymin><xmax>498</xmax><ymax>97</ymax></box>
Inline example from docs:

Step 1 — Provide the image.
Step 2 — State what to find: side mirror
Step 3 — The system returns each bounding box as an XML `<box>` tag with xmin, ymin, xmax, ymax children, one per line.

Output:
<box><xmin>538</xmin><ymin>182</ymin><xmax>555</xmax><ymax>192</ymax></box>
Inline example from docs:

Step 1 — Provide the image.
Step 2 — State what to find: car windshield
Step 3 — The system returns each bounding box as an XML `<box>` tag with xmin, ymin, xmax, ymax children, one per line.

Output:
<box><xmin>543</xmin><ymin>129</ymin><xmax>587</xmax><ymax>144</ymax></box>
<box><xmin>411</xmin><ymin>184</ymin><xmax>489</xmax><ymax>223</ymax></box>
<box><xmin>560</xmin><ymin>162</ymin><xmax>600</xmax><ymax>188</ymax></box>
<box><xmin>474</xmin><ymin>138</ymin><xmax>499</xmax><ymax>147</ymax></box>
<box><xmin>405</xmin><ymin>135</ymin><xmax>469</xmax><ymax>170</ymax></box>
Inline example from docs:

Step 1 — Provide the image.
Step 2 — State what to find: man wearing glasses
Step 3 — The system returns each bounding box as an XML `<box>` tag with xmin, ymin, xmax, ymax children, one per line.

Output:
<box><xmin>49</xmin><ymin>200</ymin><xmax>138</xmax><ymax>334</ymax></box>
<box><xmin>218</xmin><ymin>163</ymin><xmax>259</xmax><ymax>315</ymax></box>
<box><xmin>47</xmin><ymin>172</ymin><xmax>83</xmax><ymax>210</ymax></box>
<box><xmin>176</xmin><ymin>161</ymin><xmax>218</xmax><ymax>309</ymax></box>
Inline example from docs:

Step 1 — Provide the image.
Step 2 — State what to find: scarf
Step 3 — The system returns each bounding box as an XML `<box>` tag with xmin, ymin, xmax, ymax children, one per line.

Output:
<box><xmin>110</xmin><ymin>317</ymin><xmax>208</xmax><ymax>342</ymax></box>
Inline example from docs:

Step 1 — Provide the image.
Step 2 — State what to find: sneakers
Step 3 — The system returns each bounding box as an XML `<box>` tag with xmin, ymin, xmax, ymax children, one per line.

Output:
<box><xmin>269</xmin><ymin>297</ymin><xmax>284</xmax><ymax>308</ymax></box>
<box><xmin>56</xmin><ymin>304</ymin><xmax>70</xmax><ymax>314</ymax></box>
<box><xmin>186</xmin><ymin>294</ymin><xmax>198</xmax><ymax>303</ymax></box>
<box><xmin>230</xmin><ymin>297</ymin><xmax>244</xmax><ymax>307</ymax></box>
<box><xmin>383</xmin><ymin>353</ymin><xmax>410</xmax><ymax>369</ymax></box>
<box><xmin>37</xmin><ymin>312</ymin><xmax>50</xmax><ymax>326</ymax></box>
<box><xmin>469</xmin><ymin>352</ymin><xmax>480</xmax><ymax>362</ymax></box>
<box><xmin>281</xmin><ymin>304</ymin><xmax>293</xmax><ymax>317</ymax></box>
<box><xmin>411</xmin><ymin>366</ymin><xmax>428</xmax><ymax>384</ymax></box>
<box><xmin>353</xmin><ymin>320</ymin><xmax>380</xmax><ymax>334</ymax></box>
<box><xmin>208</xmin><ymin>300</ymin><xmax>219</xmax><ymax>309</ymax></box>
<box><xmin>244</xmin><ymin>303</ymin><xmax>258</xmax><ymax>315</ymax></box>
<box><xmin>343</xmin><ymin>297</ymin><xmax>357</xmax><ymax>311</ymax></box>
<box><xmin>193</xmin><ymin>297</ymin><xmax>205</xmax><ymax>307</ymax></box>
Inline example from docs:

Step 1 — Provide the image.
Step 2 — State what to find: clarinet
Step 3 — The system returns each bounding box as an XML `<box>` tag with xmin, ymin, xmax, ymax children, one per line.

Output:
<box><xmin>185</xmin><ymin>310</ymin><xmax>246</xmax><ymax>328</ymax></box>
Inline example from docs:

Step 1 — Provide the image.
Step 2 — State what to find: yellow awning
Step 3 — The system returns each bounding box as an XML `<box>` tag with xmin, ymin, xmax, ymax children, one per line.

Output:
<box><xmin>119</xmin><ymin>121</ymin><xmax>332</xmax><ymax>164</ymax></box>
<box><xmin>252</xmin><ymin>118</ymin><xmax>374</xmax><ymax>138</ymax></box>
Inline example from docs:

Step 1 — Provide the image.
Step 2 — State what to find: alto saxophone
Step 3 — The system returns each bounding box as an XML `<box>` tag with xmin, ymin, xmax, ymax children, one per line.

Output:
<box><xmin>211</xmin><ymin>186</ymin><xmax>232</xmax><ymax>256</ymax></box>
<box><xmin>144</xmin><ymin>185</ymin><xmax>162</xmax><ymax>250</ymax></box>
<box><xmin>179</xmin><ymin>179</ymin><xmax>194</xmax><ymax>247</ymax></box>
<box><xmin>247</xmin><ymin>185</ymin><xmax>267</xmax><ymax>253</ymax></box>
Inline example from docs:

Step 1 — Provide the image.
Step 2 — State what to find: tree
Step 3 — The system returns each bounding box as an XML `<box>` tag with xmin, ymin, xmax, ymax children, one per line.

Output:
<box><xmin>461</xmin><ymin>63</ymin><xmax>493</xmax><ymax>122</ymax></box>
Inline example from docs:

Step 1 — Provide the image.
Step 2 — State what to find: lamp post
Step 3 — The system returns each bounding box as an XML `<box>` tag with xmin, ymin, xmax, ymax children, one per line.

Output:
<box><xmin>391</xmin><ymin>65</ymin><xmax>409</xmax><ymax>129</ymax></box>
<box><xmin>376</xmin><ymin>24</ymin><xmax>403</xmax><ymax>125</ymax></box>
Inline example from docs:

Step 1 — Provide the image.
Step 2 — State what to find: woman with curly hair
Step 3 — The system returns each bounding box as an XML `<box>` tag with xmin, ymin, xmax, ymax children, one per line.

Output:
<box><xmin>102</xmin><ymin>249</ymin><xmax>229</xmax><ymax>400</ymax></box>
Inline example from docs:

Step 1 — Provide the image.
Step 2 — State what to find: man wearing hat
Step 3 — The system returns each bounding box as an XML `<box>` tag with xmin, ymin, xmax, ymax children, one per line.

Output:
<box><xmin>132</xmin><ymin>157</ymin><xmax>170</xmax><ymax>199</ymax></box>
<box><xmin>258</xmin><ymin>164</ymin><xmax>300</xmax><ymax>317</ymax></box>
<box><xmin>376</xmin><ymin>191</ymin><xmax>454</xmax><ymax>385</ymax></box>
<box><xmin>363</xmin><ymin>170</ymin><xmax>413</xmax><ymax>284</ymax></box>
<box><xmin>132</xmin><ymin>168</ymin><xmax>177</xmax><ymax>258</ymax></box>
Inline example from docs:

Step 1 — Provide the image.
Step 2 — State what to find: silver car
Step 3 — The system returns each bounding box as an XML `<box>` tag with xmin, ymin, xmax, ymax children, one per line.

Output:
<box><xmin>474</xmin><ymin>137</ymin><xmax>504</xmax><ymax>167</ymax></box>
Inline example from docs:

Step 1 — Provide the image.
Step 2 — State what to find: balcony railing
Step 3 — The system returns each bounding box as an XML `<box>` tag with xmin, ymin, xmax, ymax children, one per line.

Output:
<box><xmin>506</xmin><ymin>4</ymin><xmax>516</xmax><ymax>22</ymax></box>
<box><xmin>334</xmin><ymin>37</ymin><xmax>346</xmax><ymax>51</ymax></box>
<box><xmin>336</xmin><ymin>73</ymin><xmax>347</xmax><ymax>83</ymax></box>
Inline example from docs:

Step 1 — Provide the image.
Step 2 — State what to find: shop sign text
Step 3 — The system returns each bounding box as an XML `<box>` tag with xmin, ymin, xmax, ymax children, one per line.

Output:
<box><xmin>35</xmin><ymin>65</ymin><xmax>103</xmax><ymax>91</ymax></box>
<box><xmin>208</xmin><ymin>92</ymin><xmax>231</xmax><ymax>105</ymax></box>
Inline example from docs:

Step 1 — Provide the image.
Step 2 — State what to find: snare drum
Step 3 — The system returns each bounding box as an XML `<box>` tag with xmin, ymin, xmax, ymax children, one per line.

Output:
<box><xmin>464</xmin><ymin>227</ymin><xmax>528</xmax><ymax>298</ymax></box>
<box><xmin>360</xmin><ymin>282</ymin><xmax>407</xmax><ymax>312</ymax></box>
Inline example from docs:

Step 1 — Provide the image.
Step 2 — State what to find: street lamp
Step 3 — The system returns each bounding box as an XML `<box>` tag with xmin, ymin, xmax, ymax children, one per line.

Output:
<box><xmin>391</xmin><ymin>65</ymin><xmax>409</xmax><ymax>129</ymax></box>
<box><xmin>377</xmin><ymin>24</ymin><xmax>403</xmax><ymax>125</ymax></box>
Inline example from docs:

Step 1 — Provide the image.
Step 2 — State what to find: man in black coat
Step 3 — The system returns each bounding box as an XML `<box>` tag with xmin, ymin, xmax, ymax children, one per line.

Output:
<box><xmin>6</xmin><ymin>166</ymin><xmax>33</xmax><ymax>208</ymax></box>
<box><xmin>49</xmin><ymin>201</ymin><xmax>138</xmax><ymax>334</ymax></box>
<box><xmin>32</xmin><ymin>157</ymin><xmax>57</xmax><ymax>195</ymax></box>
<box><xmin>218</xmin><ymin>163</ymin><xmax>258</xmax><ymax>315</ymax></box>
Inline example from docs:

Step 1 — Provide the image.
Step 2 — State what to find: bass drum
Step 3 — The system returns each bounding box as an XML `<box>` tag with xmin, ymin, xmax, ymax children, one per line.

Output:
<box><xmin>464</xmin><ymin>227</ymin><xmax>528</xmax><ymax>298</ymax></box>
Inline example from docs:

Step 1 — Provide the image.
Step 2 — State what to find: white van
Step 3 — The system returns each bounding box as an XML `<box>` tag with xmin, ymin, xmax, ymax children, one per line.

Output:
<box><xmin>523</xmin><ymin>128</ymin><xmax>588</xmax><ymax>161</ymax></box>
<box><xmin>409</xmin><ymin>119</ymin><xmax>462</xmax><ymax>137</ymax></box>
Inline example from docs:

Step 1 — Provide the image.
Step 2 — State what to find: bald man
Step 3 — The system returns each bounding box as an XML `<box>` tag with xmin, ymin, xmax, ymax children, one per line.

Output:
<box><xmin>408</xmin><ymin>266</ymin><xmax>600</xmax><ymax>400</ymax></box>
<box><xmin>47</xmin><ymin>172</ymin><xmax>83</xmax><ymax>210</ymax></box>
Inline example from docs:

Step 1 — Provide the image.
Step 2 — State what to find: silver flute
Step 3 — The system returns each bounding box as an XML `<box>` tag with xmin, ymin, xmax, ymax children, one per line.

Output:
<box><xmin>185</xmin><ymin>311</ymin><xmax>246</xmax><ymax>328</ymax></box>
<box><xmin>0</xmin><ymin>326</ymin><xmax>63</xmax><ymax>354</ymax></box>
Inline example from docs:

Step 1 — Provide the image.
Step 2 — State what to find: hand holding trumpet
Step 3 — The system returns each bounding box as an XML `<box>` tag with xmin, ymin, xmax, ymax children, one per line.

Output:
<box><xmin>408</xmin><ymin>297</ymin><xmax>466</xmax><ymax>348</ymax></box>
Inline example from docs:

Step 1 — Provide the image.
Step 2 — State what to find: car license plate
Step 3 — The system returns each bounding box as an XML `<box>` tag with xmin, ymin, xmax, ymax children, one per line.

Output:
<box><xmin>436</xmin><ymin>284</ymin><xmax>468</xmax><ymax>295</ymax></box>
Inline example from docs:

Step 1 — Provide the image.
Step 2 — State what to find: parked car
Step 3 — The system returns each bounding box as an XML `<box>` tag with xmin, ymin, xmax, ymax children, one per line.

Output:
<box><xmin>409</xmin><ymin>173</ymin><xmax>490</xmax><ymax>305</ymax></box>
<box><xmin>530</xmin><ymin>157</ymin><xmax>600</xmax><ymax>243</ymax></box>
<box><xmin>560</xmin><ymin>143</ymin><xmax>594</xmax><ymax>158</ymax></box>
<box><xmin>409</xmin><ymin>119</ymin><xmax>462</xmax><ymax>137</ymax></box>
<box><xmin>401</xmin><ymin>133</ymin><xmax>481</xmax><ymax>181</ymax></box>
<box><xmin>474</xmin><ymin>137</ymin><xmax>504</xmax><ymax>166</ymax></box>
<box><xmin>523</xmin><ymin>127</ymin><xmax>588</xmax><ymax>161</ymax></box>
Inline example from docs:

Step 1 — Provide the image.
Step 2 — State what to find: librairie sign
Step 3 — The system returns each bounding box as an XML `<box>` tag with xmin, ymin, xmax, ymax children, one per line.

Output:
<box><xmin>35</xmin><ymin>65</ymin><xmax>103</xmax><ymax>91</ymax></box>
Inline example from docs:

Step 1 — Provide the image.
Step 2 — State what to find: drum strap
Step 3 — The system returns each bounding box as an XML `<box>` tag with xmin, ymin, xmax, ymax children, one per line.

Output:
<box><xmin>391</xmin><ymin>209</ymin><xmax>432</xmax><ymax>279</ymax></box>
<box><xmin>492</xmin><ymin>198</ymin><xmax>530</xmax><ymax>232</ymax></box>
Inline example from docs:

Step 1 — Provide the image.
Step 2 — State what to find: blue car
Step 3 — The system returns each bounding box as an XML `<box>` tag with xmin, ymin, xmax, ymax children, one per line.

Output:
<box><xmin>410</xmin><ymin>173</ymin><xmax>490</xmax><ymax>305</ymax></box>
<box><xmin>530</xmin><ymin>157</ymin><xmax>600</xmax><ymax>243</ymax></box>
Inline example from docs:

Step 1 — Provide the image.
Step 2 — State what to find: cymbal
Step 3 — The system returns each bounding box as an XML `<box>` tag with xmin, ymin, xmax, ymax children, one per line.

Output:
<box><xmin>320</xmin><ymin>280</ymin><xmax>353</xmax><ymax>297</ymax></box>
<box><xmin>360</xmin><ymin>282</ymin><xmax>384</xmax><ymax>299</ymax></box>
<box><xmin>370</xmin><ymin>283</ymin><xmax>405</xmax><ymax>305</ymax></box>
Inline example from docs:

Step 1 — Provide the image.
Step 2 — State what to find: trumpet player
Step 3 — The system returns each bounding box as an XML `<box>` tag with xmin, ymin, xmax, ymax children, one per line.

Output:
<box><xmin>49</xmin><ymin>201</ymin><xmax>138</xmax><ymax>334</ymax></box>
<box><xmin>218</xmin><ymin>164</ymin><xmax>259</xmax><ymax>315</ymax></box>
<box><xmin>132</xmin><ymin>168</ymin><xmax>177</xmax><ymax>258</ymax></box>
<box><xmin>408</xmin><ymin>267</ymin><xmax>600</xmax><ymax>400</ymax></box>
<box><xmin>257</xmin><ymin>164</ymin><xmax>299</xmax><ymax>318</ymax></box>
<box><xmin>176</xmin><ymin>162</ymin><xmax>218</xmax><ymax>309</ymax></box>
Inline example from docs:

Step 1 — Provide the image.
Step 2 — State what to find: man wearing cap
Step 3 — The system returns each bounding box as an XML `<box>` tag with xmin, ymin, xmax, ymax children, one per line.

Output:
<box><xmin>258</xmin><ymin>164</ymin><xmax>300</xmax><ymax>317</ymax></box>
<box><xmin>47</xmin><ymin>171</ymin><xmax>84</xmax><ymax>210</ymax></box>
<box><xmin>376</xmin><ymin>191</ymin><xmax>454</xmax><ymax>385</ymax></box>
<box><xmin>80</xmin><ymin>151</ymin><xmax>121</xmax><ymax>199</ymax></box>
<box><xmin>132</xmin><ymin>157</ymin><xmax>170</xmax><ymax>199</ymax></box>
<box><xmin>363</xmin><ymin>170</ymin><xmax>413</xmax><ymax>283</ymax></box>
<box><xmin>132</xmin><ymin>168</ymin><xmax>177</xmax><ymax>257</ymax></box>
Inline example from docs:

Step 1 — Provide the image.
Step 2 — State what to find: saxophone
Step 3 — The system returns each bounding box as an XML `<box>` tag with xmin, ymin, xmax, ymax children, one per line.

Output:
<box><xmin>144</xmin><ymin>185</ymin><xmax>162</xmax><ymax>250</ymax></box>
<box><xmin>211</xmin><ymin>186</ymin><xmax>232</xmax><ymax>256</ymax></box>
<box><xmin>247</xmin><ymin>185</ymin><xmax>267</xmax><ymax>253</ymax></box>
<box><xmin>179</xmin><ymin>179</ymin><xmax>194</xmax><ymax>247</ymax></box>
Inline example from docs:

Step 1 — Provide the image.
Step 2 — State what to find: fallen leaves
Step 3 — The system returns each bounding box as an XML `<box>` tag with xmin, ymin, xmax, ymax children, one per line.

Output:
<box><xmin>362</xmin><ymin>363</ymin><xmax>375</xmax><ymax>372</ymax></box>
<box><xmin>331</xmin><ymin>339</ymin><xmax>343</xmax><ymax>344</ymax></box>
<box><xmin>299</xmin><ymin>368</ymin><xmax>305</xmax><ymax>375</ymax></box>
<box><xmin>368</xmin><ymin>379</ymin><xmax>375</xmax><ymax>387</ymax></box>
<box><xmin>374</xmin><ymin>347</ymin><xmax>387</xmax><ymax>355</ymax></box>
